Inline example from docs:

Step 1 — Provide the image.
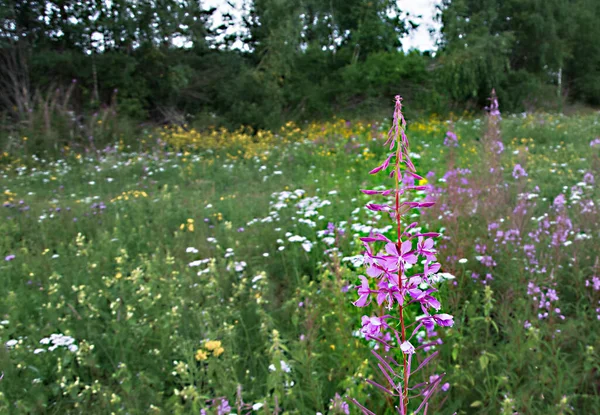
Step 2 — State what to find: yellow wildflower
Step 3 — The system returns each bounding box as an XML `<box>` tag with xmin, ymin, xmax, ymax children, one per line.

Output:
<box><xmin>195</xmin><ymin>349</ymin><xmax>208</xmax><ymax>361</ymax></box>
<box><xmin>205</xmin><ymin>340</ymin><xmax>222</xmax><ymax>351</ymax></box>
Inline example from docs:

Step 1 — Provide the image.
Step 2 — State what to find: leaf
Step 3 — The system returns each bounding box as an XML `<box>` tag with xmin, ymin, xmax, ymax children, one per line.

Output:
<box><xmin>479</xmin><ymin>355</ymin><xmax>489</xmax><ymax>371</ymax></box>
<box><xmin>451</xmin><ymin>347</ymin><xmax>458</xmax><ymax>362</ymax></box>
<box><xmin>470</xmin><ymin>401</ymin><xmax>483</xmax><ymax>408</ymax></box>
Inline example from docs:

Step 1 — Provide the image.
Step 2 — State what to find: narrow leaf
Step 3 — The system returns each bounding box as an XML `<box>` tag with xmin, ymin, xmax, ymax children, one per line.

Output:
<box><xmin>349</xmin><ymin>399</ymin><xmax>377</xmax><ymax>415</ymax></box>
<box><xmin>366</xmin><ymin>379</ymin><xmax>397</xmax><ymax>396</ymax></box>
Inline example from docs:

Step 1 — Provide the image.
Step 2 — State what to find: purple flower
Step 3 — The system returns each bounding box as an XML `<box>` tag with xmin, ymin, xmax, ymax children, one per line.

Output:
<box><xmin>433</xmin><ymin>313</ymin><xmax>454</xmax><ymax>327</ymax></box>
<box><xmin>326</xmin><ymin>222</ymin><xmax>336</xmax><ymax>235</ymax></box>
<box><xmin>512</xmin><ymin>164</ymin><xmax>528</xmax><ymax>179</ymax></box>
<box><xmin>416</xmin><ymin>237</ymin><xmax>437</xmax><ymax>262</ymax></box>
<box><xmin>553</xmin><ymin>194</ymin><xmax>566</xmax><ymax>208</ymax></box>
<box><xmin>4</xmin><ymin>255</ymin><xmax>15</xmax><ymax>261</ymax></box>
<box><xmin>360</xmin><ymin>315</ymin><xmax>385</xmax><ymax>337</ymax></box>
<box><xmin>376</xmin><ymin>279</ymin><xmax>404</xmax><ymax>309</ymax></box>
<box><xmin>424</xmin><ymin>261</ymin><xmax>441</xmax><ymax>277</ymax></box>
<box><xmin>486</xmin><ymin>89</ymin><xmax>502</xmax><ymax>119</ymax></box>
<box><xmin>420</xmin><ymin>313</ymin><xmax>454</xmax><ymax>330</ymax></box>
<box><xmin>587</xmin><ymin>276</ymin><xmax>600</xmax><ymax>291</ymax></box>
<box><xmin>354</xmin><ymin>276</ymin><xmax>373</xmax><ymax>307</ymax></box>
<box><xmin>478</xmin><ymin>255</ymin><xmax>497</xmax><ymax>267</ymax></box>
<box><xmin>385</xmin><ymin>240</ymin><xmax>417</xmax><ymax>267</ymax></box>
<box><xmin>494</xmin><ymin>141</ymin><xmax>504</xmax><ymax>154</ymax></box>
<box><xmin>217</xmin><ymin>399</ymin><xmax>231</xmax><ymax>415</ymax></box>
<box><xmin>444</xmin><ymin>131</ymin><xmax>459</xmax><ymax>147</ymax></box>
<box><xmin>330</xmin><ymin>393</ymin><xmax>350</xmax><ymax>414</ymax></box>
<box><xmin>400</xmin><ymin>340</ymin><xmax>415</xmax><ymax>354</ymax></box>
<box><xmin>410</xmin><ymin>288</ymin><xmax>441</xmax><ymax>311</ymax></box>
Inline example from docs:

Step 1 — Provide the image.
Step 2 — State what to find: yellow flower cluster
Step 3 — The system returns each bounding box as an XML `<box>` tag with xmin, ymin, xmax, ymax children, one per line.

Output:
<box><xmin>159</xmin><ymin>119</ymin><xmax>378</xmax><ymax>159</ymax></box>
<box><xmin>3</xmin><ymin>189</ymin><xmax>16</xmax><ymax>205</ymax></box>
<box><xmin>411</xmin><ymin>116</ymin><xmax>445</xmax><ymax>134</ymax></box>
<box><xmin>179</xmin><ymin>218</ymin><xmax>194</xmax><ymax>232</ymax></box>
<box><xmin>195</xmin><ymin>349</ymin><xmax>208</xmax><ymax>361</ymax></box>
<box><xmin>195</xmin><ymin>340</ymin><xmax>224</xmax><ymax>361</ymax></box>
<box><xmin>160</xmin><ymin>125</ymin><xmax>290</xmax><ymax>160</ymax></box>
<box><xmin>110</xmin><ymin>190</ymin><xmax>148</xmax><ymax>203</ymax></box>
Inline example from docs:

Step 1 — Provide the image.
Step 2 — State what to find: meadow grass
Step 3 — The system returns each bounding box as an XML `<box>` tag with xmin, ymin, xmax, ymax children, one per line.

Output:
<box><xmin>0</xmin><ymin>113</ymin><xmax>599</xmax><ymax>414</ymax></box>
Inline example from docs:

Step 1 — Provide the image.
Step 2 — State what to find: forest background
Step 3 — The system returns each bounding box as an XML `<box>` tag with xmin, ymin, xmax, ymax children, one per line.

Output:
<box><xmin>1</xmin><ymin>0</ymin><xmax>599</xmax><ymax>139</ymax></box>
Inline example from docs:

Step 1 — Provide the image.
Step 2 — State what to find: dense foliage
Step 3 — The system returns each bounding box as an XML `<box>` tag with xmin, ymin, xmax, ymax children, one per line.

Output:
<box><xmin>1</xmin><ymin>0</ymin><xmax>599</xmax><ymax>136</ymax></box>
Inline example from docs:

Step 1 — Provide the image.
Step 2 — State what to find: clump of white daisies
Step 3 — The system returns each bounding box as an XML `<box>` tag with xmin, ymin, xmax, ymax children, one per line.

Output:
<box><xmin>36</xmin><ymin>333</ymin><xmax>78</xmax><ymax>353</ymax></box>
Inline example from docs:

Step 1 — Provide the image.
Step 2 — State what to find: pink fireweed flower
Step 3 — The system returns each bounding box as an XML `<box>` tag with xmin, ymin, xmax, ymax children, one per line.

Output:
<box><xmin>385</xmin><ymin>240</ymin><xmax>418</xmax><ymax>269</ymax></box>
<box><xmin>434</xmin><ymin>313</ymin><xmax>454</xmax><ymax>326</ymax></box>
<box><xmin>409</xmin><ymin>288</ymin><xmax>442</xmax><ymax>312</ymax></box>
<box><xmin>423</xmin><ymin>261</ymin><xmax>442</xmax><ymax>280</ymax></box>
<box><xmin>361</xmin><ymin>315</ymin><xmax>386</xmax><ymax>338</ymax></box>
<box><xmin>400</xmin><ymin>341</ymin><xmax>415</xmax><ymax>355</ymax></box>
<box><xmin>350</xmin><ymin>96</ymin><xmax>453</xmax><ymax>414</ymax></box>
<box><xmin>418</xmin><ymin>313</ymin><xmax>455</xmax><ymax>331</ymax></box>
<box><xmin>376</xmin><ymin>279</ymin><xmax>404</xmax><ymax>309</ymax></box>
<box><xmin>416</xmin><ymin>237</ymin><xmax>437</xmax><ymax>262</ymax></box>
<box><xmin>354</xmin><ymin>275</ymin><xmax>374</xmax><ymax>307</ymax></box>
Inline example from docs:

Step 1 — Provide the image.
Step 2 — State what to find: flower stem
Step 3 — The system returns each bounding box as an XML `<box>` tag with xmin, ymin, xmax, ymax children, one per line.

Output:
<box><xmin>394</xmin><ymin>130</ymin><xmax>409</xmax><ymax>412</ymax></box>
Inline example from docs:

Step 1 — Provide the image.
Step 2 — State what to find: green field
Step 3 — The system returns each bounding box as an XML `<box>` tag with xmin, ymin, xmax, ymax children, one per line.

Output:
<box><xmin>1</xmin><ymin>113</ymin><xmax>599</xmax><ymax>414</ymax></box>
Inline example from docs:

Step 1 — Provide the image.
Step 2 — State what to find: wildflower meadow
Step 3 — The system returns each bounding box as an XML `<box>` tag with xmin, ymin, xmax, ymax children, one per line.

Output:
<box><xmin>1</xmin><ymin>94</ymin><xmax>599</xmax><ymax>414</ymax></box>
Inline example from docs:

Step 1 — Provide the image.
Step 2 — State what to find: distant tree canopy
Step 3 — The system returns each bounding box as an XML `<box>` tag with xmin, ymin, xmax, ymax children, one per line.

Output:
<box><xmin>0</xmin><ymin>0</ymin><xmax>598</xmax><ymax>130</ymax></box>
<box><xmin>438</xmin><ymin>0</ymin><xmax>600</xmax><ymax>110</ymax></box>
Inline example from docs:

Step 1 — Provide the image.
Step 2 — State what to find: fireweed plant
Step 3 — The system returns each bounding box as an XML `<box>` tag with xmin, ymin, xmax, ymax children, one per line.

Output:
<box><xmin>482</xmin><ymin>89</ymin><xmax>505</xmax><ymax>190</ymax></box>
<box><xmin>351</xmin><ymin>96</ymin><xmax>454</xmax><ymax>414</ymax></box>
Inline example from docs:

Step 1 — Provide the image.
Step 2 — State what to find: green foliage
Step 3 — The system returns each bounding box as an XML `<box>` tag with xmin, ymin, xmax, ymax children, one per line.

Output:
<box><xmin>437</xmin><ymin>0</ymin><xmax>600</xmax><ymax>111</ymax></box>
<box><xmin>565</xmin><ymin>0</ymin><xmax>600</xmax><ymax>106</ymax></box>
<box><xmin>1</xmin><ymin>112</ymin><xmax>599</xmax><ymax>413</ymax></box>
<box><xmin>1</xmin><ymin>0</ymin><xmax>600</xmax><ymax>146</ymax></box>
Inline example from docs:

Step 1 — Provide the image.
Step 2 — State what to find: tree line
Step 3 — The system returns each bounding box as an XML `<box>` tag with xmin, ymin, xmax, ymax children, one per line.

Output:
<box><xmin>1</xmin><ymin>0</ymin><xmax>598</xmax><ymax>131</ymax></box>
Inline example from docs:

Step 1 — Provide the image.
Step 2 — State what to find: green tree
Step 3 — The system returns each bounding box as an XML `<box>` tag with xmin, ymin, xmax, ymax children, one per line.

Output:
<box><xmin>437</xmin><ymin>0</ymin><xmax>576</xmax><ymax>110</ymax></box>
